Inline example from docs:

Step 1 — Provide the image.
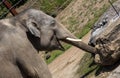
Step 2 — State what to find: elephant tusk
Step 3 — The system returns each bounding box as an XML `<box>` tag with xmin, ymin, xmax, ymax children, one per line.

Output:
<box><xmin>66</xmin><ymin>37</ymin><xmax>82</xmax><ymax>42</ymax></box>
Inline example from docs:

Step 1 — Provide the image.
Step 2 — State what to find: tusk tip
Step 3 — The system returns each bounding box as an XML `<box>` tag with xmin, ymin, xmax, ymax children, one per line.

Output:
<box><xmin>66</xmin><ymin>37</ymin><xmax>82</xmax><ymax>42</ymax></box>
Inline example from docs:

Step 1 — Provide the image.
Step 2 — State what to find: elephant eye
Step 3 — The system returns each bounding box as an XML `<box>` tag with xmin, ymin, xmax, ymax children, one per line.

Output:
<box><xmin>32</xmin><ymin>22</ymin><xmax>37</xmax><ymax>26</ymax></box>
<box><xmin>50</xmin><ymin>20</ymin><xmax>56</xmax><ymax>27</ymax></box>
<box><xmin>32</xmin><ymin>22</ymin><xmax>39</xmax><ymax>29</ymax></box>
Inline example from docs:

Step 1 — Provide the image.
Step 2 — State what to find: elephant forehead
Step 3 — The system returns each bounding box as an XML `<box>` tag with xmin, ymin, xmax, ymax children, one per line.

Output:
<box><xmin>28</xmin><ymin>9</ymin><xmax>47</xmax><ymax>18</ymax></box>
<box><xmin>41</xmin><ymin>19</ymin><xmax>53</xmax><ymax>26</ymax></box>
<box><xmin>27</xmin><ymin>9</ymin><xmax>54</xmax><ymax>23</ymax></box>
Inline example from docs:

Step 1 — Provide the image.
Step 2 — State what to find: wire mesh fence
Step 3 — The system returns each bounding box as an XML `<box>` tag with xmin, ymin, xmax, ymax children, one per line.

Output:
<box><xmin>0</xmin><ymin>0</ymin><xmax>40</xmax><ymax>19</ymax></box>
<box><xmin>0</xmin><ymin>0</ymin><xmax>72</xmax><ymax>19</ymax></box>
<box><xmin>0</xmin><ymin>0</ymin><xmax>43</xmax><ymax>19</ymax></box>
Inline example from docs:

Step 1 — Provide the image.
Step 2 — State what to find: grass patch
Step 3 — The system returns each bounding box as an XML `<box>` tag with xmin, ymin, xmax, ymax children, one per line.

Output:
<box><xmin>0</xmin><ymin>6</ymin><xmax>8</xmax><ymax>19</ymax></box>
<box><xmin>39</xmin><ymin>0</ymin><xmax>73</xmax><ymax>16</ymax></box>
<box><xmin>75</xmin><ymin>3</ymin><xmax>110</xmax><ymax>38</ymax></box>
<box><xmin>76</xmin><ymin>17</ymin><xmax>98</xmax><ymax>38</ymax></box>
<box><xmin>68</xmin><ymin>17</ymin><xmax>79</xmax><ymax>32</ymax></box>
<box><xmin>46</xmin><ymin>50</ymin><xmax>63</xmax><ymax>64</ymax></box>
<box><xmin>77</xmin><ymin>53</ymin><xmax>99</xmax><ymax>77</ymax></box>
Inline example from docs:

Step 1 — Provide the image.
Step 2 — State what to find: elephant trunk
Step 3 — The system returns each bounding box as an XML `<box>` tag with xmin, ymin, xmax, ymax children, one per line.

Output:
<box><xmin>61</xmin><ymin>38</ymin><xmax>97</xmax><ymax>54</ymax></box>
<box><xmin>56</xmin><ymin>22</ymin><xmax>97</xmax><ymax>54</ymax></box>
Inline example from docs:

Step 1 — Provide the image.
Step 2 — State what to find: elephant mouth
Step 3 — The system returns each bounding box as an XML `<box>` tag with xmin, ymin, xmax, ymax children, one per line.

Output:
<box><xmin>56</xmin><ymin>38</ymin><xmax>65</xmax><ymax>51</ymax></box>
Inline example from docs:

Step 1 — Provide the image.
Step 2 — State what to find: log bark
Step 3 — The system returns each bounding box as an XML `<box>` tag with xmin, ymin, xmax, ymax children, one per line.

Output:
<box><xmin>94</xmin><ymin>18</ymin><xmax>120</xmax><ymax>65</ymax></box>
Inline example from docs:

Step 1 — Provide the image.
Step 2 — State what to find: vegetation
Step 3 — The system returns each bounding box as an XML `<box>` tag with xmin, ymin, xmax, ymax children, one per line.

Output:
<box><xmin>67</xmin><ymin>17</ymin><xmax>79</xmax><ymax>33</ymax></box>
<box><xmin>38</xmin><ymin>0</ymin><xmax>73</xmax><ymax>17</ymax></box>
<box><xmin>46</xmin><ymin>50</ymin><xmax>63</xmax><ymax>64</ymax></box>
<box><xmin>7</xmin><ymin>0</ymin><xmax>28</xmax><ymax>7</ymax></box>
<box><xmin>0</xmin><ymin>4</ymin><xmax>8</xmax><ymax>18</ymax></box>
<box><xmin>77</xmin><ymin>53</ymin><xmax>99</xmax><ymax>78</ymax></box>
<box><xmin>76</xmin><ymin>5</ymin><xmax>107</xmax><ymax>39</ymax></box>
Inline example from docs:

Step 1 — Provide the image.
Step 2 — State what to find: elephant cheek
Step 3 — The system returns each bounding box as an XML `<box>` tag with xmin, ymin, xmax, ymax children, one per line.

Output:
<box><xmin>40</xmin><ymin>30</ymin><xmax>54</xmax><ymax>48</ymax></box>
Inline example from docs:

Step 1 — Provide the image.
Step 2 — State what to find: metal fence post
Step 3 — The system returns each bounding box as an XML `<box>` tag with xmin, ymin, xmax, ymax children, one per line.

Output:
<box><xmin>3</xmin><ymin>0</ymin><xmax>18</xmax><ymax>16</ymax></box>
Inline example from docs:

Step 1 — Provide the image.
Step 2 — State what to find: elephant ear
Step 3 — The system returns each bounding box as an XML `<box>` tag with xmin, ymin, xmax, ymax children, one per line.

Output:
<box><xmin>26</xmin><ymin>19</ymin><xmax>40</xmax><ymax>38</ymax></box>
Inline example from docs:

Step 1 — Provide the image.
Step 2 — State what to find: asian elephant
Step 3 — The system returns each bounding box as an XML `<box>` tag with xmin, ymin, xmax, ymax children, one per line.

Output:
<box><xmin>0</xmin><ymin>8</ymin><xmax>96</xmax><ymax>78</ymax></box>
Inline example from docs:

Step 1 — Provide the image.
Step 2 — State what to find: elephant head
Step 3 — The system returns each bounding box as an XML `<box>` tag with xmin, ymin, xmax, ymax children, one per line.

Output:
<box><xmin>15</xmin><ymin>9</ymin><xmax>97</xmax><ymax>53</ymax></box>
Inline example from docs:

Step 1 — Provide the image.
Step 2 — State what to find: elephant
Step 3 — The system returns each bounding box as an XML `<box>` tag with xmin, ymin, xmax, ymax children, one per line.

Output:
<box><xmin>0</xmin><ymin>8</ymin><xmax>96</xmax><ymax>78</ymax></box>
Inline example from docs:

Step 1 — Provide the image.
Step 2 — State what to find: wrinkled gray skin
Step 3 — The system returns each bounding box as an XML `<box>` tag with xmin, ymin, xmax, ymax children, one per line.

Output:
<box><xmin>0</xmin><ymin>9</ymin><xmax>96</xmax><ymax>78</ymax></box>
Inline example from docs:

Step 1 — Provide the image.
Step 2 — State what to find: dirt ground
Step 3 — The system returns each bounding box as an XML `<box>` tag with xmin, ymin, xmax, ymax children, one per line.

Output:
<box><xmin>48</xmin><ymin>31</ymin><xmax>91</xmax><ymax>78</ymax></box>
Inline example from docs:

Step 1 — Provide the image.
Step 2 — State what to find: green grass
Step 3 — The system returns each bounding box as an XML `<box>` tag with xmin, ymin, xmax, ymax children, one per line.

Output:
<box><xmin>0</xmin><ymin>6</ymin><xmax>8</xmax><ymax>18</ymax></box>
<box><xmin>46</xmin><ymin>50</ymin><xmax>63</xmax><ymax>64</ymax></box>
<box><xmin>39</xmin><ymin>0</ymin><xmax>73</xmax><ymax>16</ymax></box>
<box><xmin>68</xmin><ymin>17</ymin><xmax>79</xmax><ymax>32</ymax></box>
<box><xmin>76</xmin><ymin>17</ymin><xmax>98</xmax><ymax>38</ymax></box>
<box><xmin>75</xmin><ymin>3</ymin><xmax>109</xmax><ymax>38</ymax></box>
<box><xmin>77</xmin><ymin>53</ymin><xmax>99</xmax><ymax>77</ymax></box>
